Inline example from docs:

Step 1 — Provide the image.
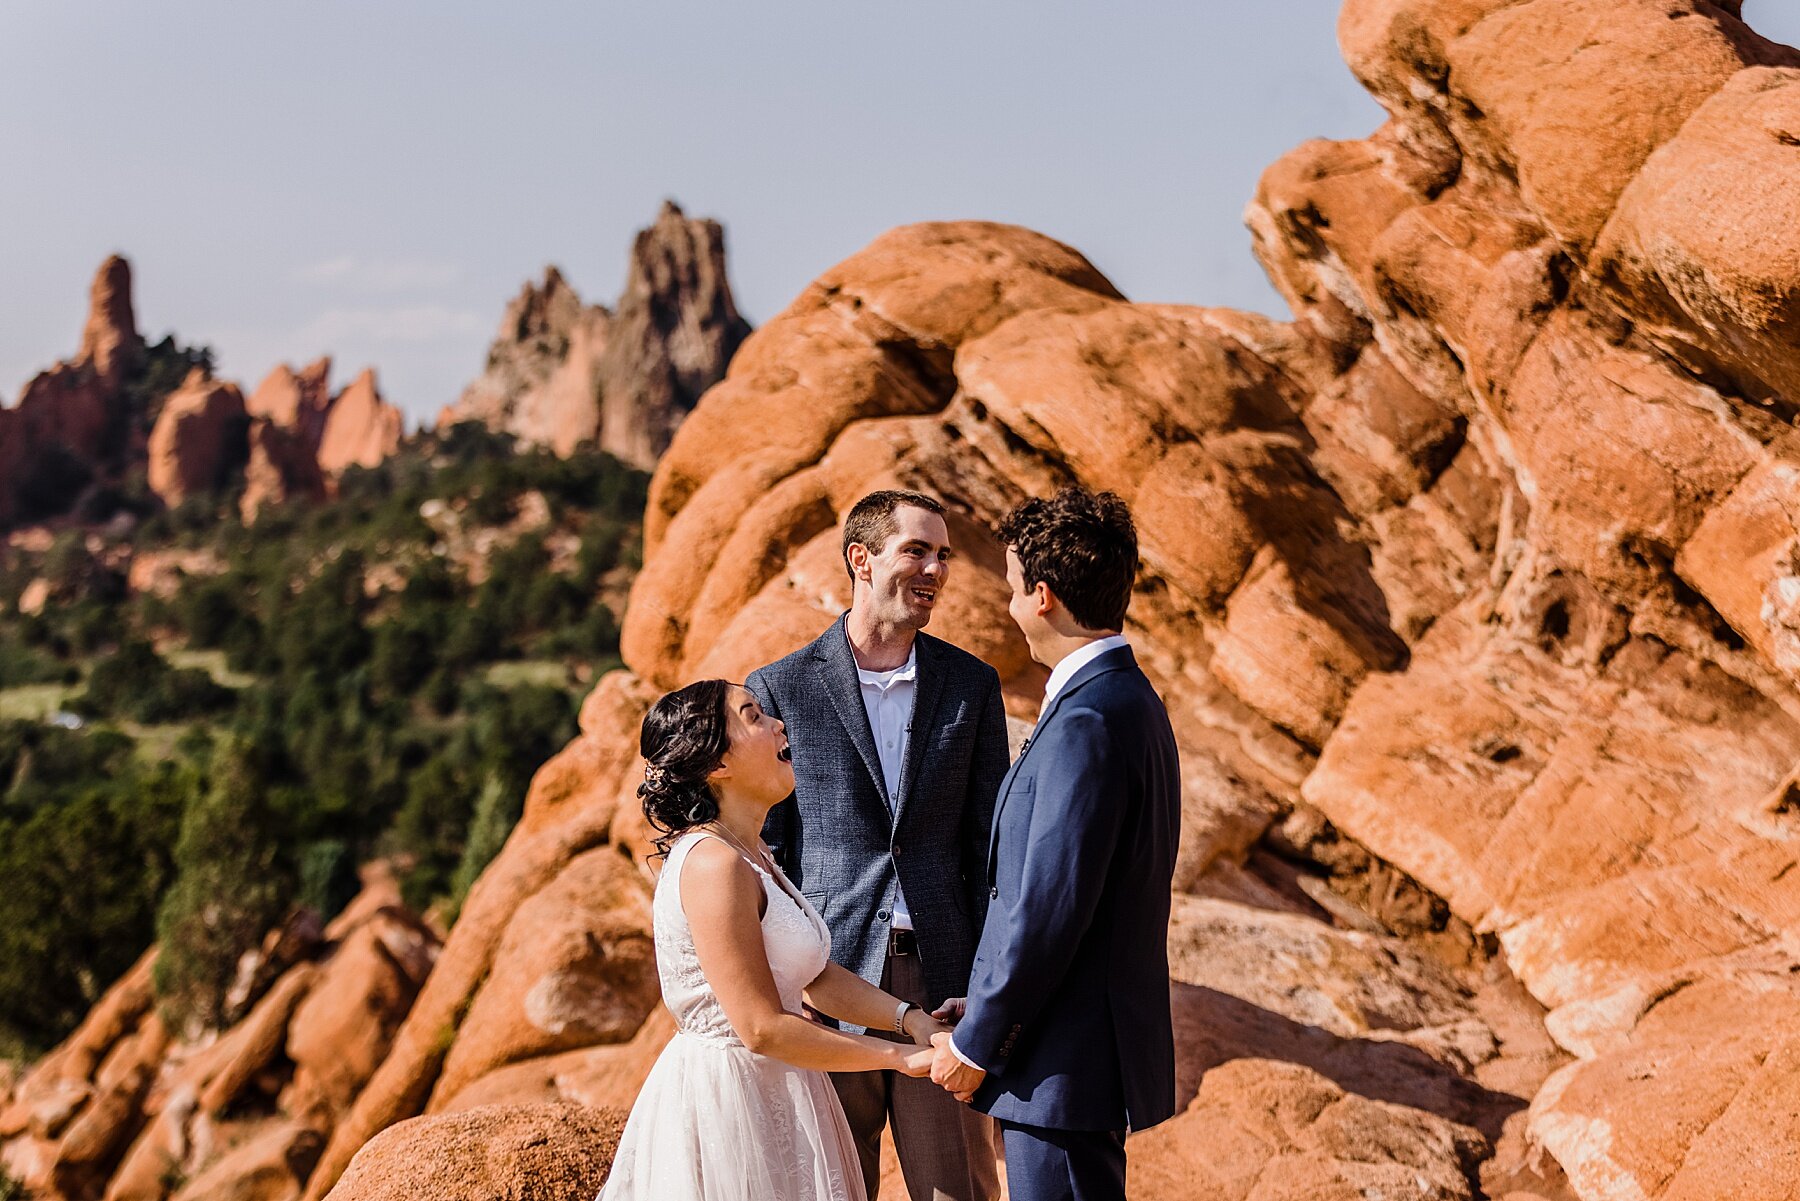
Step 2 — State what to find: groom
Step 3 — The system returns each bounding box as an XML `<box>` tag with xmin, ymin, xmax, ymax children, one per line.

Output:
<box><xmin>930</xmin><ymin>487</ymin><xmax>1180</xmax><ymax>1201</ymax></box>
<box><xmin>748</xmin><ymin>489</ymin><xmax>1008</xmax><ymax>1201</ymax></box>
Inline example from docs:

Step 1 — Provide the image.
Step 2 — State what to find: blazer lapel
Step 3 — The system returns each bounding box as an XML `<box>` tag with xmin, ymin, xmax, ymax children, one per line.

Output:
<box><xmin>892</xmin><ymin>633</ymin><xmax>946</xmax><ymax>828</ymax></box>
<box><xmin>812</xmin><ymin>616</ymin><xmax>892</xmax><ymax>809</ymax></box>
<box><xmin>986</xmin><ymin>645</ymin><xmax>1138</xmax><ymax>876</ymax></box>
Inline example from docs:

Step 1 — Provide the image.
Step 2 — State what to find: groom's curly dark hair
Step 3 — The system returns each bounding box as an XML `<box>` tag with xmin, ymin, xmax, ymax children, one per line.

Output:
<box><xmin>997</xmin><ymin>486</ymin><xmax>1138</xmax><ymax>632</ymax></box>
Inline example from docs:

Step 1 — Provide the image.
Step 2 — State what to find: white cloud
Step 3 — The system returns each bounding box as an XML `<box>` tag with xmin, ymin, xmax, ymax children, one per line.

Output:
<box><xmin>292</xmin><ymin>255</ymin><xmax>464</xmax><ymax>292</ymax></box>
<box><xmin>295</xmin><ymin>304</ymin><xmax>486</xmax><ymax>345</ymax></box>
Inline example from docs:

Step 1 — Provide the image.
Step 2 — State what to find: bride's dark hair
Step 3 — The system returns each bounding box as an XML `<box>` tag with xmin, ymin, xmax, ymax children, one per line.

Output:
<box><xmin>638</xmin><ymin>678</ymin><xmax>734</xmax><ymax>857</ymax></box>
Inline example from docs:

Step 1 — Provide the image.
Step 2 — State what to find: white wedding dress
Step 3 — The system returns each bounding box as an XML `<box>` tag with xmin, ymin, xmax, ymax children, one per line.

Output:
<box><xmin>598</xmin><ymin>831</ymin><xmax>866</xmax><ymax>1201</ymax></box>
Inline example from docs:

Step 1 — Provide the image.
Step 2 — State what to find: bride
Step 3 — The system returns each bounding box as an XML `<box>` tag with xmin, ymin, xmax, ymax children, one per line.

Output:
<box><xmin>600</xmin><ymin>679</ymin><xmax>944</xmax><ymax>1201</ymax></box>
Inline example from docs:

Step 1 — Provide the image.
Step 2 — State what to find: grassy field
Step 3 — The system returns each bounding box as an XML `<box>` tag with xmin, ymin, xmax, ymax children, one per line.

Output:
<box><xmin>165</xmin><ymin>648</ymin><xmax>258</xmax><ymax>689</ymax></box>
<box><xmin>0</xmin><ymin>683</ymin><xmax>76</xmax><ymax>721</ymax></box>
<box><xmin>482</xmin><ymin>659</ymin><xmax>576</xmax><ymax>689</ymax></box>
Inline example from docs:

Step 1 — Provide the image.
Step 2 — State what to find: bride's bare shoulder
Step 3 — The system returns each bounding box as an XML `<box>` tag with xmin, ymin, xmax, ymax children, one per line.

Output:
<box><xmin>678</xmin><ymin>836</ymin><xmax>764</xmax><ymax>906</ymax></box>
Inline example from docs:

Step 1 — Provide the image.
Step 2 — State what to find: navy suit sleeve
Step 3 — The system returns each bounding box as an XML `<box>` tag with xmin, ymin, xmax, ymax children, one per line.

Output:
<box><xmin>955</xmin><ymin>706</ymin><xmax>1123</xmax><ymax>1072</ymax></box>
<box><xmin>961</xmin><ymin>668</ymin><xmax>1007</xmax><ymax>908</ymax></box>
<box><xmin>746</xmin><ymin>668</ymin><xmax>800</xmax><ymax>878</ymax></box>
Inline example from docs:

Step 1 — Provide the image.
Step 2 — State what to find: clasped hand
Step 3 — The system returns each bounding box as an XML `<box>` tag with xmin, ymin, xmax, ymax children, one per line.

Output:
<box><xmin>891</xmin><ymin>997</ymin><xmax>986</xmax><ymax>1101</ymax></box>
<box><xmin>924</xmin><ymin>996</ymin><xmax>985</xmax><ymax>1102</ymax></box>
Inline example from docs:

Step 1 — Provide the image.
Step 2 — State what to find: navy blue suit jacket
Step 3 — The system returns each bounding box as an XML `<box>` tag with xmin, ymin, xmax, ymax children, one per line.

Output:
<box><xmin>956</xmin><ymin>645</ymin><xmax>1180</xmax><ymax>1133</ymax></box>
<box><xmin>747</xmin><ymin>615</ymin><xmax>1009</xmax><ymax>1019</ymax></box>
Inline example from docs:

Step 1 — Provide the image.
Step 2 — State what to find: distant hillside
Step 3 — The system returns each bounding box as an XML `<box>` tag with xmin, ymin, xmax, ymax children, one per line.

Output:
<box><xmin>0</xmin><ymin>420</ymin><xmax>647</xmax><ymax>1055</ymax></box>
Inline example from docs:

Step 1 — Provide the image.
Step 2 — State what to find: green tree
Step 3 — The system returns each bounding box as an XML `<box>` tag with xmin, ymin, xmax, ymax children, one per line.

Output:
<box><xmin>0</xmin><ymin>727</ymin><xmax>189</xmax><ymax>1051</ymax></box>
<box><xmin>152</xmin><ymin>740</ymin><xmax>293</xmax><ymax>1034</ymax></box>
<box><xmin>445</xmin><ymin>773</ymin><xmax>518</xmax><ymax>921</ymax></box>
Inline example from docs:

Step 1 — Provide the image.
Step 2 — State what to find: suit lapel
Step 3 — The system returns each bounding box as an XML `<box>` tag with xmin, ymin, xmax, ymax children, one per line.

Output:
<box><xmin>812</xmin><ymin>617</ymin><xmax>892</xmax><ymax>809</ymax></box>
<box><xmin>892</xmin><ymin>634</ymin><xmax>945</xmax><ymax>828</ymax></box>
<box><xmin>986</xmin><ymin>645</ymin><xmax>1138</xmax><ymax>876</ymax></box>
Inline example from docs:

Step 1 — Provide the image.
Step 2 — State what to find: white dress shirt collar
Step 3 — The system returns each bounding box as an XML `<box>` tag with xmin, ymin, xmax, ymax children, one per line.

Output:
<box><xmin>1042</xmin><ymin>634</ymin><xmax>1129</xmax><ymax>710</ymax></box>
<box><xmin>854</xmin><ymin>641</ymin><xmax>917</xmax><ymax>686</ymax></box>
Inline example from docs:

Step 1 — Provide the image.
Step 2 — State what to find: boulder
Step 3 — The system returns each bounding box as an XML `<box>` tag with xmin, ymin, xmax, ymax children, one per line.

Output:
<box><xmin>146</xmin><ymin>370</ymin><xmax>249</xmax><ymax>506</ymax></box>
<box><xmin>1131</xmin><ymin>1058</ymin><xmax>1488</xmax><ymax>1201</ymax></box>
<box><xmin>323</xmin><ymin>1103</ymin><xmax>624</xmax><ymax>1201</ymax></box>
<box><xmin>169</xmin><ymin>1119</ymin><xmax>324</xmax><ymax>1201</ymax></box>
<box><xmin>430</xmin><ymin>847</ymin><xmax>657</xmax><ymax>1109</ymax></box>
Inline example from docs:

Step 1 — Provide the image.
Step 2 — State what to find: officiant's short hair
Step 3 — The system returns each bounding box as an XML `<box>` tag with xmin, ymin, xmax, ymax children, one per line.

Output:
<box><xmin>841</xmin><ymin>489</ymin><xmax>946</xmax><ymax>580</ymax></box>
<box><xmin>999</xmin><ymin>487</ymin><xmax>1138</xmax><ymax>632</ymax></box>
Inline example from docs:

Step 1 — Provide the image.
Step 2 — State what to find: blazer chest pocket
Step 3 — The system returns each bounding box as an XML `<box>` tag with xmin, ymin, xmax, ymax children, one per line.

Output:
<box><xmin>801</xmin><ymin>888</ymin><xmax>830</xmax><ymax>922</ymax></box>
<box><xmin>935</xmin><ymin>718</ymin><xmax>975</xmax><ymax>748</ymax></box>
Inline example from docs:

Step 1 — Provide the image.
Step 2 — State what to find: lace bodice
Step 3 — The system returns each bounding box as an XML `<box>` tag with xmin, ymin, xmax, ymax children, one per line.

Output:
<box><xmin>654</xmin><ymin>831</ymin><xmax>832</xmax><ymax>1045</ymax></box>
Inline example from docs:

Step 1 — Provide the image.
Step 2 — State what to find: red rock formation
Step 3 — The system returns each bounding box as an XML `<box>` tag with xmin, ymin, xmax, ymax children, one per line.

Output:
<box><xmin>0</xmin><ymin>257</ymin><xmax>144</xmax><ymax>525</ymax></box>
<box><xmin>438</xmin><ymin>268</ymin><xmax>611</xmax><ymax>457</ymax></box>
<box><xmin>315</xmin><ymin>369</ymin><xmax>403</xmax><ymax>475</ymax></box>
<box><xmin>247</xmin><ymin>358</ymin><xmax>333</xmax><ymax>452</ymax></box>
<box><xmin>79</xmin><ymin>255</ymin><xmax>143</xmax><ymax>388</ymax></box>
<box><xmin>597</xmin><ymin>201</ymin><xmax>752</xmax><ymax>470</ymax></box>
<box><xmin>146</xmin><ymin>369</ymin><xmax>249</xmax><ymax>507</ymax></box>
<box><xmin>0</xmin><ymin>879</ymin><xmax>437</xmax><ymax>1201</ymax></box>
<box><xmin>439</xmin><ymin>202</ymin><xmax>750</xmax><ymax>469</ymax></box>
<box><xmin>240</xmin><ymin>418</ymin><xmax>328</xmax><ymax>521</ymax></box>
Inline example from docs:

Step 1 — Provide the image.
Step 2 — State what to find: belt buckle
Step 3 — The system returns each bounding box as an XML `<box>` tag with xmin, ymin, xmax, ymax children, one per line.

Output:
<box><xmin>888</xmin><ymin>928</ymin><xmax>915</xmax><ymax>957</ymax></box>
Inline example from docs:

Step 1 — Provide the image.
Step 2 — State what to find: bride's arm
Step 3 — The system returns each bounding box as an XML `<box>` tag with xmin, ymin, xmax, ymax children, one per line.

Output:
<box><xmin>683</xmin><ymin>839</ymin><xmax>931</xmax><ymax>1075</ymax></box>
<box><xmin>803</xmin><ymin>962</ymin><xmax>950</xmax><ymax>1046</ymax></box>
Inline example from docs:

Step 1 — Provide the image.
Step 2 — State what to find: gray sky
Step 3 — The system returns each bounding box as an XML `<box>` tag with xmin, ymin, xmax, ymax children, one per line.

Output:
<box><xmin>6</xmin><ymin>2</ymin><xmax>1799</xmax><ymax>425</ymax></box>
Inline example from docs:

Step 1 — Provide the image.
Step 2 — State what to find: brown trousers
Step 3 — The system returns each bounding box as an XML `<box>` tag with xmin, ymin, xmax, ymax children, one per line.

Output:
<box><xmin>830</xmin><ymin>949</ymin><xmax>1001</xmax><ymax>1201</ymax></box>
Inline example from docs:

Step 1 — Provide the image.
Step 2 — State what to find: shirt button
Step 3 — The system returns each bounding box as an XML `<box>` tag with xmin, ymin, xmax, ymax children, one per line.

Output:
<box><xmin>989</xmin><ymin>886</ymin><xmax>999</xmax><ymax>900</ymax></box>
<box><xmin>877</xmin><ymin>909</ymin><xmax>890</xmax><ymax>922</ymax></box>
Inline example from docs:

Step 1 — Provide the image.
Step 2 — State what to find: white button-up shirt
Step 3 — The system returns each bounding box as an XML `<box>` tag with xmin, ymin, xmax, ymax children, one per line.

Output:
<box><xmin>857</xmin><ymin>643</ymin><xmax>916</xmax><ymax>931</ymax></box>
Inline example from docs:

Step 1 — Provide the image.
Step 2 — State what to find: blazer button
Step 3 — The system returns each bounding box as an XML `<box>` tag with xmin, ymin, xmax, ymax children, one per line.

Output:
<box><xmin>877</xmin><ymin>909</ymin><xmax>890</xmax><ymax>922</ymax></box>
<box><xmin>891</xmin><ymin>843</ymin><xmax>902</xmax><ymax>857</ymax></box>
<box><xmin>988</xmin><ymin>886</ymin><xmax>999</xmax><ymax>900</ymax></box>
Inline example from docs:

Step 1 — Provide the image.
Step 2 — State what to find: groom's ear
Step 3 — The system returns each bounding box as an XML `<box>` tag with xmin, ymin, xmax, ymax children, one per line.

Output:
<box><xmin>846</xmin><ymin>540</ymin><xmax>874</xmax><ymax>583</ymax></box>
<box><xmin>1033</xmin><ymin>579</ymin><xmax>1056</xmax><ymax>618</ymax></box>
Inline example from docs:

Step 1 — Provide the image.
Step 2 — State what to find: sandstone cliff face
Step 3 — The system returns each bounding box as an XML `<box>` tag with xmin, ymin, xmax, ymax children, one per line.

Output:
<box><xmin>439</xmin><ymin>202</ymin><xmax>750</xmax><ymax>469</ymax></box>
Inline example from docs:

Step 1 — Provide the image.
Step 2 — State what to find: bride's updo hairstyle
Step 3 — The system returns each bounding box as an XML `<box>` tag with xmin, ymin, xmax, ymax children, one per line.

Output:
<box><xmin>638</xmin><ymin>678</ymin><xmax>733</xmax><ymax>857</ymax></box>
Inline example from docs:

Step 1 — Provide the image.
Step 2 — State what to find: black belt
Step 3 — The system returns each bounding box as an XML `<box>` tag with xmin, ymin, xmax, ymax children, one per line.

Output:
<box><xmin>887</xmin><ymin>927</ymin><xmax>917</xmax><ymax>957</ymax></box>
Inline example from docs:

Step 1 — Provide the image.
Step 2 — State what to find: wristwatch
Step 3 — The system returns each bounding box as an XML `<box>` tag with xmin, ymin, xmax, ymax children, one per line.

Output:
<box><xmin>894</xmin><ymin>1001</ymin><xmax>915</xmax><ymax>1035</ymax></box>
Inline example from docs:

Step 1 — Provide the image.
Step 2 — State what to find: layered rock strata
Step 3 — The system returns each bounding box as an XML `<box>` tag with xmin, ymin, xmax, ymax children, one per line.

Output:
<box><xmin>438</xmin><ymin>201</ymin><xmax>750</xmax><ymax>469</ymax></box>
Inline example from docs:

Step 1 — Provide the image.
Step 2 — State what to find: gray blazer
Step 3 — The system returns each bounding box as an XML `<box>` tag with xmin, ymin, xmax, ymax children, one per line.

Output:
<box><xmin>747</xmin><ymin>614</ymin><xmax>1009</xmax><ymax>1015</ymax></box>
